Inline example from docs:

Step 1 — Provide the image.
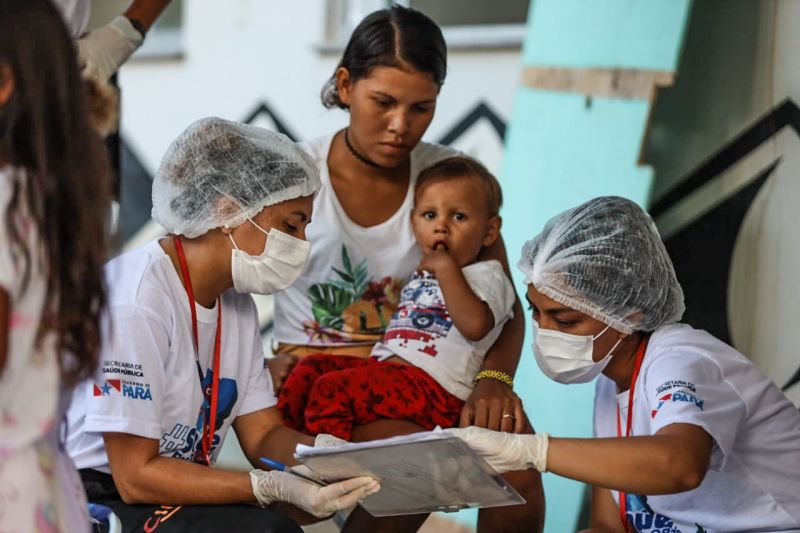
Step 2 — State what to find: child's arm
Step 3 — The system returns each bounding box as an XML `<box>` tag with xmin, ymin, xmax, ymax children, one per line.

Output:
<box><xmin>466</xmin><ymin>236</ymin><xmax>526</xmax><ymax>433</ymax></box>
<box><xmin>417</xmin><ymin>251</ymin><xmax>494</xmax><ymax>341</ymax></box>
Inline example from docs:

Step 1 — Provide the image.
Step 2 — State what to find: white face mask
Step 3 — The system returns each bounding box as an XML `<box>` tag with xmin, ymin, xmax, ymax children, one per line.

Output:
<box><xmin>532</xmin><ymin>321</ymin><xmax>622</xmax><ymax>384</ymax></box>
<box><xmin>228</xmin><ymin>220</ymin><xmax>310</xmax><ymax>295</ymax></box>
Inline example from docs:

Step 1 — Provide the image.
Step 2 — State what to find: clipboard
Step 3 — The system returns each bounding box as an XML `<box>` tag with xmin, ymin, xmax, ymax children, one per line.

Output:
<box><xmin>294</xmin><ymin>429</ymin><xmax>526</xmax><ymax>517</ymax></box>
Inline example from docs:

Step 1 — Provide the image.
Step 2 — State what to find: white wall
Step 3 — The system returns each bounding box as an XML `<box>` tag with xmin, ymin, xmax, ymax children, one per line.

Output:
<box><xmin>729</xmin><ymin>0</ymin><xmax>800</xmax><ymax>407</ymax></box>
<box><xmin>644</xmin><ymin>0</ymin><xmax>800</xmax><ymax>406</ymax></box>
<box><xmin>118</xmin><ymin>0</ymin><xmax>522</xmax><ymax>179</ymax></box>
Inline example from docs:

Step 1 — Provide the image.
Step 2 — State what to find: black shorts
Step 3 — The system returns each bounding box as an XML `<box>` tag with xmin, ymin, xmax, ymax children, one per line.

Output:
<box><xmin>80</xmin><ymin>469</ymin><xmax>302</xmax><ymax>533</ymax></box>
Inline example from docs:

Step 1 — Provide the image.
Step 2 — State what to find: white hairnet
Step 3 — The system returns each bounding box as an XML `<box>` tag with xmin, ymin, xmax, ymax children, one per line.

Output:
<box><xmin>152</xmin><ymin>117</ymin><xmax>320</xmax><ymax>238</ymax></box>
<box><xmin>518</xmin><ymin>196</ymin><xmax>684</xmax><ymax>333</ymax></box>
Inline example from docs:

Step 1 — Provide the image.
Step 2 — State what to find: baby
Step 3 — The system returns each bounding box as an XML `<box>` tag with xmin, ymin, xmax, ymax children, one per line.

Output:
<box><xmin>278</xmin><ymin>156</ymin><xmax>515</xmax><ymax>439</ymax></box>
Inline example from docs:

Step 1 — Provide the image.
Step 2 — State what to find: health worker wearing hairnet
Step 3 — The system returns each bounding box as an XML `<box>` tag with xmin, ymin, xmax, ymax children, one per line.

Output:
<box><xmin>65</xmin><ymin>118</ymin><xmax>379</xmax><ymax>531</ymax></box>
<box><xmin>451</xmin><ymin>196</ymin><xmax>800</xmax><ymax>532</ymax></box>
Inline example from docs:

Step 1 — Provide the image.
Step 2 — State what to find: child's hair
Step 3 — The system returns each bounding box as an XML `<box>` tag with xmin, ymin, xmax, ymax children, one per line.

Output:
<box><xmin>415</xmin><ymin>156</ymin><xmax>503</xmax><ymax>217</ymax></box>
<box><xmin>321</xmin><ymin>4</ymin><xmax>447</xmax><ymax>109</ymax></box>
<box><xmin>83</xmin><ymin>78</ymin><xmax>119</xmax><ymax>137</ymax></box>
<box><xmin>0</xmin><ymin>0</ymin><xmax>111</xmax><ymax>386</ymax></box>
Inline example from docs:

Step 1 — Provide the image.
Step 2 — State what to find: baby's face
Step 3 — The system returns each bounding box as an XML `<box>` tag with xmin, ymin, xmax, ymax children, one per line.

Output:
<box><xmin>411</xmin><ymin>176</ymin><xmax>497</xmax><ymax>267</ymax></box>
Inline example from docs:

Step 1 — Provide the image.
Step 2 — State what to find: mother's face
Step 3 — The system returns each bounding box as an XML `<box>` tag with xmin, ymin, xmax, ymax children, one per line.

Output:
<box><xmin>526</xmin><ymin>284</ymin><xmax>627</xmax><ymax>364</ymax></box>
<box><xmin>336</xmin><ymin>65</ymin><xmax>438</xmax><ymax>168</ymax></box>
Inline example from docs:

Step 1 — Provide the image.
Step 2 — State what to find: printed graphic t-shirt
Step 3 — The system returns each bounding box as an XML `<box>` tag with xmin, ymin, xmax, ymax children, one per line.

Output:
<box><xmin>371</xmin><ymin>260</ymin><xmax>515</xmax><ymax>400</ymax></box>
<box><xmin>0</xmin><ymin>170</ymin><xmax>58</xmax><ymax>463</ymax></box>
<box><xmin>0</xmin><ymin>168</ymin><xmax>90</xmax><ymax>531</ymax></box>
<box><xmin>67</xmin><ymin>240</ymin><xmax>276</xmax><ymax>473</ymax></box>
<box><xmin>272</xmin><ymin>132</ymin><xmax>459</xmax><ymax>347</ymax></box>
<box><xmin>594</xmin><ymin>323</ymin><xmax>800</xmax><ymax>532</ymax></box>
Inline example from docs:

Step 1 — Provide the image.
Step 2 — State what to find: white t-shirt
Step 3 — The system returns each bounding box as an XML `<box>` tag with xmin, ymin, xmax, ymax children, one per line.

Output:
<box><xmin>66</xmin><ymin>240</ymin><xmax>277</xmax><ymax>473</ymax></box>
<box><xmin>594</xmin><ymin>323</ymin><xmax>800</xmax><ymax>532</ymax></box>
<box><xmin>0</xmin><ymin>168</ymin><xmax>89</xmax><ymax>530</ymax></box>
<box><xmin>53</xmin><ymin>0</ymin><xmax>91</xmax><ymax>37</ymax></box>
<box><xmin>371</xmin><ymin>260</ymin><xmax>515</xmax><ymax>400</ymax></box>
<box><xmin>273</xmin><ymin>132</ymin><xmax>459</xmax><ymax>347</ymax></box>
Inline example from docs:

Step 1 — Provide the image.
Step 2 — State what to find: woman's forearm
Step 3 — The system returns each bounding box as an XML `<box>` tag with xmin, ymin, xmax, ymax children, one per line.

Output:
<box><xmin>114</xmin><ymin>455</ymin><xmax>253</xmax><ymax>505</ymax></box>
<box><xmin>123</xmin><ymin>0</ymin><xmax>172</xmax><ymax>32</ymax></box>
<box><xmin>105</xmin><ymin>432</ymin><xmax>254</xmax><ymax>505</ymax></box>
<box><xmin>547</xmin><ymin>430</ymin><xmax>710</xmax><ymax>495</ymax></box>
<box><xmin>233</xmin><ymin>407</ymin><xmax>315</xmax><ymax>469</ymax></box>
<box><xmin>256</xmin><ymin>424</ymin><xmax>314</xmax><ymax>467</ymax></box>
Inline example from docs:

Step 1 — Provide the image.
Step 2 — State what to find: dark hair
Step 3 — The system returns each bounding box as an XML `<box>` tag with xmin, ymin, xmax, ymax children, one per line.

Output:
<box><xmin>415</xmin><ymin>156</ymin><xmax>503</xmax><ymax>216</ymax></box>
<box><xmin>321</xmin><ymin>4</ymin><xmax>447</xmax><ymax>109</ymax></box>
<box><xmin>0</xmin><ymin>0</ymin><xmax>110</xmax><ymax>386</ymax></box>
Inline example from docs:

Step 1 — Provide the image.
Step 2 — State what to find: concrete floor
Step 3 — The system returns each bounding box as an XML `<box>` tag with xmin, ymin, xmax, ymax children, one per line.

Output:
<box><xmin>299</xmin><ymin>513</ymin><xmax>474</xmax><ymax>533</ymax></box>
<box><xmin>300</xmin><ymin>518</ymin><xmax>340</xmax><ymax>533</ymax></box>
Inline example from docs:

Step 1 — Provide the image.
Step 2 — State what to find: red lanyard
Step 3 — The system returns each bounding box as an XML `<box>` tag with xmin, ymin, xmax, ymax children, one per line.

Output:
<box><xmin>615</xmin><ymin>337</ymin><xmax>649</xmax><ymax>533</ymax></box>
<box><xmin>173</xmin><ymin>237</ymin><xmax>222</xmax><ymax>467</ymax></box>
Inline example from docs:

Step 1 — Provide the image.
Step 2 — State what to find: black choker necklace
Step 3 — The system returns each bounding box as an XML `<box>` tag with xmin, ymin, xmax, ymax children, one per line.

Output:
<box><xmin>343</xmin><ymin>128</ymin><xmax>383</xmax><ymax>169</ymax></box>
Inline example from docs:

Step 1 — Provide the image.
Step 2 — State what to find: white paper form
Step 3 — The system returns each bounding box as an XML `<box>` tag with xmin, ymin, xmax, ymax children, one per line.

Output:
<box><xmin>295</xmin><ymin>430</ymin><xmax>526</xmax><ymax>516</ymax></box>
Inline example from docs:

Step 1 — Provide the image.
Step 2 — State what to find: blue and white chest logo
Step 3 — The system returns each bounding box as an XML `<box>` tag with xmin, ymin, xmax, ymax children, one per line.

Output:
<box><xmin>159</xmin><ymin>369</ymin><xmax>238</xmax><ymax>463</ymax></box>
<box><xmin>651</xmin><ymin>384</ymin><xmax>704</xmax><ymax>418</ymax></box>
<box><xmin>625</xmin><ymin>494</ymin><xmax>707</xmax><ymax>533</ymax></box>
<box><xmin>93</xmin><ymin>378</ymin><xmax>152</xmax><ymax>401</ymax></box>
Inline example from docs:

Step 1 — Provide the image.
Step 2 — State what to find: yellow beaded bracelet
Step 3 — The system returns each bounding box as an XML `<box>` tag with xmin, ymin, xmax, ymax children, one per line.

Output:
<box><xmin>474</xmin><ymin>369</ymin><xmax>514</xmax><ymax>388</ymax></box>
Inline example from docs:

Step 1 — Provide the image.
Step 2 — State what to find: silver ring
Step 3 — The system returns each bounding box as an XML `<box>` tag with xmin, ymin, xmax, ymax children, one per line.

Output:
<box><xmin>502</xmin><ymin>413</ymin><xmax>514</xmax><ymax>419</ymax></box>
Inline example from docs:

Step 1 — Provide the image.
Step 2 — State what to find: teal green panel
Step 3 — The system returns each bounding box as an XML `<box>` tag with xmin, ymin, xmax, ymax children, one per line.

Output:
<box><xmin>504</xmin><ymin>88</ymin><xmax>654</xmax><ymax>206</ymax></box>
<box><xmin>446</xmin><ymin>97</ymin><xmax>663</xmax><ymax>530</ymax></box>
<box><xmin>499</xmin><ymin>88</ymin><xmax>653</xmax><ymax>532</ymax></box>
<box><xmin>523</xmin><ymin>0</ymin><xmax>692</xmax><ymax>71</ymax></box>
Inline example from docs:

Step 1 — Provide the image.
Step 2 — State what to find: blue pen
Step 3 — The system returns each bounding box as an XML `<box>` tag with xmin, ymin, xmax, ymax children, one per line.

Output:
<box><xmin>259</xmin><ymin>457</ymin><xmax>325</xmax><ymax>486</ymax></box>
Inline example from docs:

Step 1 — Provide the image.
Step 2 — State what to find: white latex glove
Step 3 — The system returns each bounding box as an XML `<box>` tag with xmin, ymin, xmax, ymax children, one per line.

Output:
<box><xmin>249</xmin><ymin>469</ymin><xmax>379</xmax><ymax>518</ymax></box>
<box><xmin>448</xmin><ymin>426</ymin><xmax>550</xmax><ymax>473</ymax></box>
<box><xmin>77</xmin><ymin>16</ymin><xmax>144</xmax><ymax>83</ymax></box>
<box><xmin>314</xmin><ymin>433</ymin><xmax>348</xmax><ymax>448</ymax></box>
